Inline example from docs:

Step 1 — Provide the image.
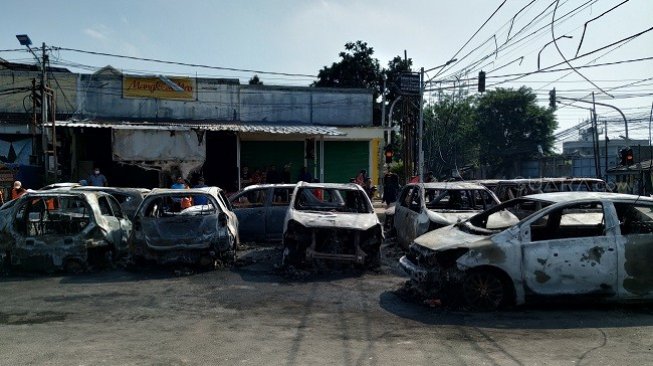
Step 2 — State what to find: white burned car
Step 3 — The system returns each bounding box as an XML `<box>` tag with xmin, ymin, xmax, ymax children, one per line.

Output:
<box><xmin>392</xmin><ymin>182</ymin><xmax>500</xmax><ymax>248</ymax></box>
<box><xmin>0</xmin><ymin>191</ymin><xmax>132</xmax><ymax>273</ymax></box>
<box><xmin>282</xmin><ymin>182</ymin><xmax>383</xmax><ymax>268</ymax></box>
<box><xmin>130</xmin><ymin>187</ymin><xmax>239</xmax><ymax>268</ymax></box>
<box><xmin>400</xmin><ymin>192</ymin><xmax>653</xmax><ymax>310</ymax></box>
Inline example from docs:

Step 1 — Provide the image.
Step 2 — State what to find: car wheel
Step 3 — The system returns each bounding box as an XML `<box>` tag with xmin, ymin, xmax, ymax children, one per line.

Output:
<box><xmin>63</xmin><ymin>258</ymin><xmax>85</xmax><ymax>275</ymax></box>
<box><xmin>462</xmin><ymin>270</ymin><xmax>507</xmax><ymax>311</ymax></box>
<box><xmin>365</xmin><ymin>248</ymin><xmax>381</xmax><ymax>269</ymax></box>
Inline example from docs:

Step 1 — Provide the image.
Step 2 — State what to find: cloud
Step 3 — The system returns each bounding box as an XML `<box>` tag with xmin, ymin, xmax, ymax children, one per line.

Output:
<box><xmin>83</xmin><ymin>24</ymin><xmax>112</xmax><ymax>42</ymax></box>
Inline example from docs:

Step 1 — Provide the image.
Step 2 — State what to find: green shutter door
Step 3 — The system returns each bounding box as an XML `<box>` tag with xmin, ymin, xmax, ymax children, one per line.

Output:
<box><xmin>323</xmin><ymin>141</ymin><xmax>369</xmax><ymax>184</ymax></box>
<box><xmin>241</xmin><ymin>141</ymin><xmax>304</xmax><ymax>183</ymax></box>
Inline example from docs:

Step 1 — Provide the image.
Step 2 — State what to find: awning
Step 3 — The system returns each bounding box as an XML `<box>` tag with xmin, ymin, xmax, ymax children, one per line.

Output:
<box><xmin>55</xmin><ymin>120</ymin><xmax>345</xmax><ymax>136</ymax></box>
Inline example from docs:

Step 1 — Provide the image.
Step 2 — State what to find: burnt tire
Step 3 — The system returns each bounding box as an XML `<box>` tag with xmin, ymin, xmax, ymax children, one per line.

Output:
<box><xmin>364</xmin><ymin>248</ymin><xmax>381</xmax><ymax>269</ymax></box>
<box><xmin>462</xmin><ymin>269</ymin><xmax>509</xmax><ymax>311</ymax></box>
<box><xmin>281</xmin><ymin>244</ymin><xmax>304</xmax><ymax>267</ymax></box>
<box><xmin>63</xmin><ymin>258</ymin><xmax>85</xmax><ymax>275</ymax></box>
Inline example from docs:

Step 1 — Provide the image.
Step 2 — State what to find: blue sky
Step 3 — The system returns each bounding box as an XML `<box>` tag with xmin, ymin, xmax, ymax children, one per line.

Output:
<box><xmin>1</xmin><ymin>0</ymin><xmax>652</xmax><ymax>141</ymax></box>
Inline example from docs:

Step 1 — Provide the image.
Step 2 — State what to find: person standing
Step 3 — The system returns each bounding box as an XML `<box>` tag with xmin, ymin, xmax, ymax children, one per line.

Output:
<box><xmin>170</xmin><ymin>176</ymin><xmax>185</xmax><ymax>211</ymax></box>
<box><xmin>298</xmin><ymin>167</ymin><xmax>312</xmax><ymax>183</ymax></box>
<box><xmin>382</xmin><ymin>172</ymin><xmax>399</xmax><ymax>206</ymax></box>
<box><xmin>266</xmin><ymin>165</ymin><xmax>282</xmax><ymax>184</ymax></box>
<box><xmin>355</xmin><ymin>169</ymin><xmax>367</xmax><ymax>186</ymax></box>
<box><xmin>88</xmin><ymin>168</ymin><xmax>108</xmax><ymax>187</ymax></box>
<box><xmin>10</xmin><ymin>181</ymin><xmax>26</xmax><ymax>200</ymax></box>
<box><xmin>192</xmin><ymin>177</ymin><xmax>209</xmax><ymax>205</ymax></box>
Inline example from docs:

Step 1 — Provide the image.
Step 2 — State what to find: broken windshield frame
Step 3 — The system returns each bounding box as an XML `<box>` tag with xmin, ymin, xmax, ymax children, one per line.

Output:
<box><xmin>293</xmin><ymin>187</ymin><xmax>373</xmax><ymax>213</ymax></box>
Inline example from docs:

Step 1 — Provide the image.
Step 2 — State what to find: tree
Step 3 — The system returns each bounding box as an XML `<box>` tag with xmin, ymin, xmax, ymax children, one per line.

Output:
<box><xmin>423</xmin><ymin>94</ymin><xmax>479</xmax><ymax>179</ymax></box>
<box><xmin>476</xmin><ymin>87</ymin><xmax>557</xmax><ymax>177</ymax></box>
<box><xmin>313</xmin><ymin>41</ymin><xmax>382</xmax><ymax>123</ymax></box>
<box><xmin>248</xmin><ymin>75</ymin><xmax>263</xmax><ymax>85</ymax></box>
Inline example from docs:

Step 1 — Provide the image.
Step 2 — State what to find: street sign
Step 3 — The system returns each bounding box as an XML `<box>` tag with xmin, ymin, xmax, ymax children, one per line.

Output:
<box><xmin>398</xmin><ymin>73</ymin><xmax>421</xmax><ymax>95</ymax></box>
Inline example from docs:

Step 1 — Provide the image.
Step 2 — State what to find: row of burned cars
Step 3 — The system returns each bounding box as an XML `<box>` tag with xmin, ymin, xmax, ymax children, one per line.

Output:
<box><xmin>2</xmin><ymin>177</ymin><xmax>652</xmax><ymax>310</ymax></box>
<box><xmin>0</xmin><ymin>181</ymin><xmax>383</xmax><ymax>274</ymax></box>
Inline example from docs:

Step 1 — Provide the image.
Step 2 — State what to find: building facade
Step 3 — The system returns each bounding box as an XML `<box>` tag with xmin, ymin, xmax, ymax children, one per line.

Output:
<box><xmin>0</xmin><ymin>64</ymin><xmax>384</xmax><ymax>191</ymax></box>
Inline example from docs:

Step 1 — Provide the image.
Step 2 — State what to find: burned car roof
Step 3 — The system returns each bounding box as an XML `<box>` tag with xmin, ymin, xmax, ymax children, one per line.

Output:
<box><xmin>523</xmin><ymin>191</ymin><xmax>642</xmax><ymax>203</ymax></box>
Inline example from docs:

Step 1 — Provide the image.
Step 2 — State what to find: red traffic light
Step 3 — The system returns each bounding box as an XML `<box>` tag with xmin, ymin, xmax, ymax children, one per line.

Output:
<box><xmin>385</xmin><ymin>148</ymin><xmax>394</xmax><ymax>164</ymax></box>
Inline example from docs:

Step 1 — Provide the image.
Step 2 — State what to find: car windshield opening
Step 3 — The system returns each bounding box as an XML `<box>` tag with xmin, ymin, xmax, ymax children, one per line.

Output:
<box><xmin>294</xmin><ymin>187</ymin><xmax>372</xmax><ymax>213</ymax></box>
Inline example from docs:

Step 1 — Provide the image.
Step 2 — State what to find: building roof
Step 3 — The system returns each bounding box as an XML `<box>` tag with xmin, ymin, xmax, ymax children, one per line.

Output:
<box><xmin>55</xmin><ymin>120</ymin><xmax>345</xmax><ymax>136</ymax></box>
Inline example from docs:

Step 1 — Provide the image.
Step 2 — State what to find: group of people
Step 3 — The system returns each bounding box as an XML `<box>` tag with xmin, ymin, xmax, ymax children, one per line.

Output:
<box><xmin>170</xmin><ymin>175</ymin><xmax>209</xmax><ymax>211</ymax></box>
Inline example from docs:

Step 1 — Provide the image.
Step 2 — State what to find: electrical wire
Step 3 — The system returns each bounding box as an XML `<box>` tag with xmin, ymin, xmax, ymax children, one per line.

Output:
<box><xmin>51</xmin><ymin>46</ymin><xmax>317</xmax><ymax>79</ymax></box>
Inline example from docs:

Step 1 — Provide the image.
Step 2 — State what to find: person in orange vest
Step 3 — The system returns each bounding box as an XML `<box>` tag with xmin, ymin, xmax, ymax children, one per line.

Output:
<box><xmin>10</xmin><ymin>181</ymin><xmax>26</xmax><ymax>200</ymax></box>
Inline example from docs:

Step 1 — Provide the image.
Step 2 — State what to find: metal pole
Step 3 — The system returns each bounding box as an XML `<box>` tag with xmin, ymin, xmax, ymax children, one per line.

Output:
<box><xmin>41</xmin><ymin>42</ymin><xmax>48</xmax><ymax>181</ymax></box>
<box><xmin>236</xmin><ymin>135</ymin><xmax>241</xmax><ymax>190</ymax></box>
<box><xmin>418</xmin><ymin>67</ymin><xmax>424</xmax><ymax>182</ymax></box>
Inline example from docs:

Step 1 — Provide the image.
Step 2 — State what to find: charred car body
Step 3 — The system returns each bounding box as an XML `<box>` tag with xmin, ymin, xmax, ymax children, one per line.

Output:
<box><xmin>0</xmin><ymin>191</ymin><xmax>132</xmax><ymax>273</ymax></box>
<box><xmin>282</xmin><ymin>182</ymin><xmax>383</xmax><ymax>268</ymax></box>
<box><xmin>71</xmin><ymin>186</ymin><xmax>149</xmax><ymax>219</ymax></box>
<box><xmin>130</xmin><ymin>187</ymin><xmax>238</xmax><ymax>267</ymax></box>
<box><xmin>400</xmin><ymin>192</ymin><xmax>653</xmax><ymax>310</ymax></box>
<box><xmin>392</xmin><ymin>182</ymin><xmax>500</xmax><ymax>248</ymax></box>
<box><xmin>229</xmin><ymin>184</ymin><xmax>296</xmax><ymax>243</ymax></box>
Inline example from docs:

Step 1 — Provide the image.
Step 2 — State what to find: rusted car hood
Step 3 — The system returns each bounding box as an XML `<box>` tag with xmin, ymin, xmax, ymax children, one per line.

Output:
<box><xmin>140</xmin><ymin>215</ymin><xmax>221</xmax><ymax>248</ymax></box>
<box><xmin>290</xmin><ymin>210</ymin><xmax>379</xmax><ymax>230</ymax></box>
<box><xmin>413</xmin><ymin>224</ymin><xmax>489</xmax><ymax>251</ymax></box>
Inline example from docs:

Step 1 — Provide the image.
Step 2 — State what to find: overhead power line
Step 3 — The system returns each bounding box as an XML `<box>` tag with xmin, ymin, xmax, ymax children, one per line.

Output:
<box><xmin>51</xmin><ymin>46</ymin><xmax>317</xmax><ymax>78</ymax></box>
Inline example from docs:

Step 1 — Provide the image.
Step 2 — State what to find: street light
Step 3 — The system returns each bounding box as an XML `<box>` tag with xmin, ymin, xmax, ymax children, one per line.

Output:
<box><xmin>16</xmin><ymin>34</ymin><xmax>32</xmax><ymax>46</ymax></box>
<box><xmin>17</xmin><ymin>34</ymin><xmax>53</xmax><ymax>182</ymax></box>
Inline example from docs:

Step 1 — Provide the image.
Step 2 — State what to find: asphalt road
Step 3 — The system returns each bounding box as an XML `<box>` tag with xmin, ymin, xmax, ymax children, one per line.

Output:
<box><xmin>1</xmin><ymin>242</ymin><xmax>652</xmax><ymax>366</ymax></box>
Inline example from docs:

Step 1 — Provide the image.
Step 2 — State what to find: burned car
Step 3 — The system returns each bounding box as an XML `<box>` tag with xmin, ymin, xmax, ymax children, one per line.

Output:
<box><xmin>400</xmin><ymin>192</ymin><xmax>653</xmax><ymax>310</ymax></box>
<box><xmin>392</xmin><ymin>182</ymin><xmax>500</xmax><ymax>248</ymax></box>
<box><xmin>130</xmin><ymin>187</ymin><xmax>238</xmax><ymax>268</ymax></box>
<box><xmin>0</xmin><ymin>191</ymin><xmax>132</xmax><ymax>273</ymax></box>
<box><xmin>282</xmin><ymin>182</ymin><xmax>383</xmax><ymax>268</ymax></box>
<box><xmin>71</xmin><ymin>186</ymin><xmax>149</xmax><ymax>219</ymax></box>
<box><xmin>229</xmin><ymin>184</ymin><xmax>296</xmax><ymax>242</ymax></box>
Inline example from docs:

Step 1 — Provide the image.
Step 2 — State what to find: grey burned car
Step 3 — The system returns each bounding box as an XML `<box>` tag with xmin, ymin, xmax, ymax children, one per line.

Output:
<box><xmin>229</xmin><ymin>184</ymin><xmax>296</xmax><ymax>242</ymax></box>
<box><xmin>400</xmin><ymin>192</ymin><xmax>653</xmax><ymax>310</ymax></box>
<box><xmin>130</xmin><ymin>187</ymin><xmax>238</xmax><ymax>268</ymax></box>
<box><xmin>0</xmin><ymin>191</ymin><xmax>132</xmax><ymax>273</ymax></box>
<box><xmin>282</xmin><ymin>182</ymin><xmax>383</xmax><ymax>268</ymax></box>
<box><xmin>71</xmin><ymin>186</ymin><xmax>149</xmax><ymax>219</ymax></box>
<box><xmin>392</xmin><ymin>182</ymin><xmax>500</xmax><ymax>248</ymax></box>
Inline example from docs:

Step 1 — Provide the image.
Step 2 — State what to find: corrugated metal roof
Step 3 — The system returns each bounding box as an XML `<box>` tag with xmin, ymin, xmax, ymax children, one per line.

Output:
<box><xmin>55</xmin><ymin>120</ymin><xmax>345</xmax><ymax>136</ymax></box>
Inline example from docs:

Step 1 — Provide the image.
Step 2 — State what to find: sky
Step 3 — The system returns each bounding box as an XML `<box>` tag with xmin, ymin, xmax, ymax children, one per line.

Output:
<box><xmin>1</xmin><ymin>0</ymin><xmax>652</xmax><ymax>146</ymax></box>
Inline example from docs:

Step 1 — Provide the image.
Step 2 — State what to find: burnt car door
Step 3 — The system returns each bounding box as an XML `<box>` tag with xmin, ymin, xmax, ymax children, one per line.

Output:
<box><xmin>394</xmin><ymin>185</ymin><xmax>424</xmax><ymax>248</ymax></box>
<box><xmin>103</xmin><ymin>195</ymin><xmax>132</xmax><ymax>252</ymax></box>
<box><xmin>614</xmin><ymin>201</ymin><xmax>653</xmax><ymax>299</ymax></box>
<box><xmin>266</xmin><ymin>187</ymin><xmax>293</xmax><ymax>241</ymax></box>
<box><xmin>96</xmin><ymin>196</ymin><xmax>130</xmax><ymax>251</ymax></box>
<box><xmin>231</xmin><ymin>188</ymin><xmax>268</xmax><ymax>242</ymax></box>
<box><xmin>520</xmin><ymin>201</ymin><xmax>618</xmax><ymax>298</ymax></box>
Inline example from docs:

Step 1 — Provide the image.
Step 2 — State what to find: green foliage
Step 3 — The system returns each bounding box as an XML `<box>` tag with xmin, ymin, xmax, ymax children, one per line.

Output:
<box><xmin>248</xmin><ymin>75</ymin><xmax>263</xmax><ymax>85</ymax></box>
<box><xmin>423</xmin><ymin>94</ymin><xmax>479</xmax><ymax>179</ymax></box>
<box><xmin>313</xmin><ymin>41</ymin><xmax>381</xmax><ymax>95</ymax></box>
<box><xmin>476</xmin><ymin>86</ymin><xmax>557</xmax><ymax>177</ymax></box>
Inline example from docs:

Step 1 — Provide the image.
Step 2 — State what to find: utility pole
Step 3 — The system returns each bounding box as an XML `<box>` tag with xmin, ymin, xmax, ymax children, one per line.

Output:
<box><xmin>41</xmin><ymin>42</ymin><xmax>49</xmax><ymax>180</ymax></box>
<box><xmin>418</xmin><ymin>67</ymin><xmax>424</xmax><ymax>182</ymax></box>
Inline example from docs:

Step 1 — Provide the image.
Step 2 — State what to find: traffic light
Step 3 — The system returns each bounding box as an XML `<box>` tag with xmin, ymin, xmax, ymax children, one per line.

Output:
<box><xmin>478</xmin><ymin>71</ymin><xmax>485</xmax><ymax>93</ymax></box>
<box><xmin>620</xmin><ymin>147</ymin><xmax>634</xmax><ymax>166</ymax></box>
<box><xmin>384</xmin><ymin>146</ymin><xmax>394</xmax><ymax>164</ymax></box>
<box><xmin>549</xmin><ymin>88</ymin><xmax>556</xmax><ymax>109</ymax></box>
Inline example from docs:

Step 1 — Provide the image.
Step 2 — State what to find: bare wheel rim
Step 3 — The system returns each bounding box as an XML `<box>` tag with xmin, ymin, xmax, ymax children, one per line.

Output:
<box><xmin>463</xmin><ymin>271</ymin><xmax>504</xmax><ymax>310</ymax></box>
